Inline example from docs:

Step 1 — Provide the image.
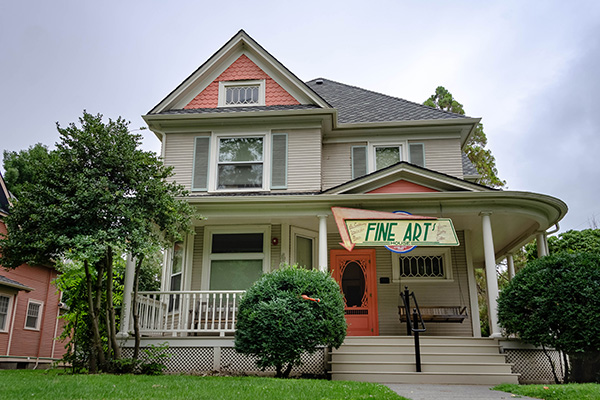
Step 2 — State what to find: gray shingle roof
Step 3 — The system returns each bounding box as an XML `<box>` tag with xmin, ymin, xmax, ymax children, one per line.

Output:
<box><xmin>0</xmin><ymin>274</ymin><xmax>33</xmax><ymax>291</ymax></box>
<box><xmin>305</xmin><ymin>78</ymin><xmax>468</xmax><ymax>124</ymax></box>
<box><xmin>462</xmin><ymin>153</ymin><xmax>479</xmax><ymax>176</ymax></box>
<box><xmin>158</xmin><ymin>104</ymin><xmax>321</xmax><ymax>115</ymax></box>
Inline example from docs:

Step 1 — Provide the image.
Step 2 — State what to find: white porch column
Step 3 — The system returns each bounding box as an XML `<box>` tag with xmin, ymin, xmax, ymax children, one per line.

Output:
<box><xmin>481</xmin><ymin>212</ymin><xmax>501</xmax><ymax>338</ymax></box>
<box><xmin>318</xmin><ymin>214</ymin><xmax>328</xmax><ymax>272</ymax></box>
<box><xmin>507</xmin><ymin>253</ymin><xmax>515</xmax><ymax>281</ymax></box>
<box><xmin>117</xmin><ymin>254</ymin><xmax>136</xmax><ymax>339</ymax></box>
<box><xmin>536</xmin><ymin>232</ymin><xmax>548</xmax><ymax>257</ymax></box>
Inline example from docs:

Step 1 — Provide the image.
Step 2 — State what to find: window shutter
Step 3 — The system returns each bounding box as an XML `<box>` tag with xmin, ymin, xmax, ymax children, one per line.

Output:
<box><xmin>409</xmin><ymin>143</ymin><xmax>425</xmax><ymax>167</ymax></box>
<box><xmin>192</xmin><ymin>137</ymin><xmax>210</xmax><ymax>191</ymax></box>
<box><xmin>271</xmin><ymin>133</ymin><xmax>287</xmax><ymax>189</ymax></box>
<box><xmin>352</xmin><ymin>146</ymin><xmax>367</xmax><ymax>179</ymax></box>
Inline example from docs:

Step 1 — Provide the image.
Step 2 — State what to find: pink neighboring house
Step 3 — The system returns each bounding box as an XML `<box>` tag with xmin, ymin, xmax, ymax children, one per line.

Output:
<box><xmin>0</xmin><ymin>173</ymin><xmax>67</xmax><ymax>369</ymax></box>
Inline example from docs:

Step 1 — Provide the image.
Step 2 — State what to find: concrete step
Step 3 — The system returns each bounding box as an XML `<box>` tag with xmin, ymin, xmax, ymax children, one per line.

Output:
<box><xmin>341</xmin><ymin>336</ymin><xmax>498</xmax><ymax>346</ymax></box>
<box><xmin>331</xmin><ymin>371</ymin><xmax>520</xmax><ymax>385</ymax></box>
<box><xmin>331</xmin><ymin>351</ymin><xmax>508</xmax><ymax>364</ymax></box>
<box><xmin>334</xmin><ymin>343</ymin><xmax>502</xmax><ymax>354</ymax></box>
<box><xmin>330</xmin><ymin>361</ymin><xmax>513</xmax><ymax>374</ymax></box>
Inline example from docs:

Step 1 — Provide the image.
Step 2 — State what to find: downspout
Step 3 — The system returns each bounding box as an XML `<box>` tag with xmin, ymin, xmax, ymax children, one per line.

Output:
<box><xmin>6</xmin><ymin>295</ymin><xmax>18</xmax><ymax>356</ymax></box>
<box><xmin>36</xmin><ymin>268</ymin><xmax>53</xmax><ymax>363</ymax></box>
<box><xmin>51</xmin><ymin>281</ymin><xmax>62</xmax><ymax>358</ymax></box>
<box><xmin>546</xmin><ymin>223</ymin><xmax>560</xmax><ymax>235</ymax></box>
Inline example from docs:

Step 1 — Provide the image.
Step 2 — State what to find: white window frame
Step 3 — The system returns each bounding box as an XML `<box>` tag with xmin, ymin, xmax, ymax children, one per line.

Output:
<box><xmin>24</xmin><ymin>299</ymin><xmax>44</xmax><ymax>331</ymax></box>
<box><xmin>218</xmin><ymin>80</ymin><xmax>266</xmax><ymax>107</ymax></box>
<box><xmin>368</xmin><ymin>141</ymin><xmax>408</xmax><ymax>173</ymax></box>
<box><xmin>208</xmin><ymin>131</ymin><xmax>271</xmax><ymax>192</ymax></box>
<box><xmin>0</xmin><ymin>293</ymin><xmax>13</xmax><ymax>333</ymax></box>
<box><xmin>290</xmin><ymin>226</ymin><xmax>318</xmax><ymax>270</ymax></box>
<box><xmin>201</xmin><ymin>225</ymin><xmax>271</xmax><ymax>290</ymax></box>
<box><xmin>392</xmin><ymin>247</ymin><xmax>453</xmax><ymax>283</ymax></box>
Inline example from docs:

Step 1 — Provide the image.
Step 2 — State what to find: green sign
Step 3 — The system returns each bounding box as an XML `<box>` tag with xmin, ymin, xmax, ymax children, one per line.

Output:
<box><xmin>345</xmin><ymin>218</ymin><xmax>459</xmax><ymax>247</ymax></box>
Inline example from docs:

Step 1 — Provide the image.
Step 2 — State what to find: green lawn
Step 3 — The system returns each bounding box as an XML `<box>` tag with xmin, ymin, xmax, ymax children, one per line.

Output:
<box><xmin>494</xmin><ymin>383</ymin><xmax>600</xmax><ymax>400</ymax></box>
<box><xmin>0</xmin><ymin>370</ymin><xmax>406</xmax><ymax>400</ymax></box>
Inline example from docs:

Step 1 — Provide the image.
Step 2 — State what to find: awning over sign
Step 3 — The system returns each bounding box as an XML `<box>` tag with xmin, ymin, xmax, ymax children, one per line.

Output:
<box><xmin>332</xmin><ymin>207</ymin><xmax>459</xmax><ymax>252</ymax></box>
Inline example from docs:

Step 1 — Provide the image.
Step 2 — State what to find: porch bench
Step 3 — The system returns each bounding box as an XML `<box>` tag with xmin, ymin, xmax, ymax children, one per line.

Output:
<box><xmin>398</xmin><ymin>305</ymin><xmax>468</xmax><ymax>323</ymax></box>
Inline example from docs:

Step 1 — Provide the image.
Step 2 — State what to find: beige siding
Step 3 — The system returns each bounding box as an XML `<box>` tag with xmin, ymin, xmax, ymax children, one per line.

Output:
<box><xmin>270</xmin><ymin>224</ymin><xmax>281</xmax><ymax>270</ymax></box>
<box><xmin>163</xmin><ymin>133</ymin><xmax>198</xmax><ymax>191</ymax></box>
<box><xmin>283</xmin><ymin>129</ymin><xmax>322</xmax><ymax>192</ymax></box>
<box><xmin>417</xmin><ymin>138</ymin><xmax>463</xmax><ymax>178</ymax></box>
<box><xmin>322</xmin><ymin>142</ymin><xmax>365</xmax><ymax>190</ymax></box>
<box><xmin>191</xmin><ymin>226</ymin><xmax>204</xmax><ymax>290</ymax></box>
<box><xmin>328</xmin><ymin>230</ymin><xmax>473</xmax><ymax>337</ymax></box>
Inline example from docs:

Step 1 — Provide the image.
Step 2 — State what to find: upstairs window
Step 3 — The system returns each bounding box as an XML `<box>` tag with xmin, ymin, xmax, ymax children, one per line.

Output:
<box><xmin>375</xmin><ymin>145</ymin><xmax>402</xmax><ymax>170</ymax></box>
<box><xmin>218</xmin><ymin>80</ymin><xmax>265</xmax><ymax>107</ymax></box>
<box><xmin>217</xmin><ymin>137</ymin><xmax>264</xmax><ymax>189</ymax></box>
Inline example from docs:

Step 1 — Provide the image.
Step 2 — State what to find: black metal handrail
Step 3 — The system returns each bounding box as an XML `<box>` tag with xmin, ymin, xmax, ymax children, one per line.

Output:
<box><xmin>400</xmin><ymin>286</ymin><xmax>426</xmax><ymax>372</ymax></box>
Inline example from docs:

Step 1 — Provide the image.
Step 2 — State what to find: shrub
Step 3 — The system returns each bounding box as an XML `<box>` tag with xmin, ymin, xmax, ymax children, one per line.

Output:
<box><xmin>234</xmin><ymin>265</ymin><xmax>346</xmax><ymax>378</ymax></box>
<box><xmin>498</xmin><ymin>252</ymin><xmax>600</xmax><ymax>383</ymax></box>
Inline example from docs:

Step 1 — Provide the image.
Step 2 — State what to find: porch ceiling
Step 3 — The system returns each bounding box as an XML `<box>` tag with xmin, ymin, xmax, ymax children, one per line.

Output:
<box><xmin>187</xmin><ymin>191</ymin><xmax>567</xmax><ymax>266</ymax></box>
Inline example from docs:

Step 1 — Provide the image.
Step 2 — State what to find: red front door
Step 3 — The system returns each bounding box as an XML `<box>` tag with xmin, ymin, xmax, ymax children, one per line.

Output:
<box><xmin>331</xmin><ymin>249</ymin><xmax>379</xmax><ymax>336</ymax></box>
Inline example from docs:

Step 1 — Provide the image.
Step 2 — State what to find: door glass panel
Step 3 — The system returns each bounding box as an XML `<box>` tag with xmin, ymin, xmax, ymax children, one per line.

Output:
<box><xmin>341</xmin><ymin>261</ymin><xmax>365</xmax><ymax>307</ymax></box>
<box><xmin>209</xmin><ymin>260</ymin><xmax>263</xmax><ymax>290</ymax></box>
<box><xmin>296</xmin><ymin>236</ymin><xmax>313</xmax><ymax>269</ymax></box>
<box><xmin>212</xmin><ymin>233</ymin><xmax>263</xmax><ymax>253</ymax></box>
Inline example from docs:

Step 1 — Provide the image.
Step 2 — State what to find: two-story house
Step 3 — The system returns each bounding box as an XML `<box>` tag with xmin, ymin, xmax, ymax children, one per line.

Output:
<box><xmin>0</xmin><ymin>173</ymin><xmax>67</xmax><ymax>369</ymax></box>
<box><xmin>119</xmin><ymin>30</ymin><xmax>567</xmax><ymax>384</ymax></box>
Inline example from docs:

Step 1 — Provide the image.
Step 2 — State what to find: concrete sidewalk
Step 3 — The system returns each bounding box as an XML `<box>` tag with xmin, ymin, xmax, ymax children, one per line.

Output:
<box><xmin>385</xmin><ymin>384</ymin><xmax>540</xmax><ymax>400</ymax></box>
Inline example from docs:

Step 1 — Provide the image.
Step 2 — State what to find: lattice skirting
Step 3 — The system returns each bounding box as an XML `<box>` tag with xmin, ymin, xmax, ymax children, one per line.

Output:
<box><xmin>122</xmin><ymin>346</ymin><xmax>326</xmax><ymax>376</ymax></box>
<box><xmin>505</xmin><ymin>349</ymin><xmax>565</xmax><ymax>384</ymax></box>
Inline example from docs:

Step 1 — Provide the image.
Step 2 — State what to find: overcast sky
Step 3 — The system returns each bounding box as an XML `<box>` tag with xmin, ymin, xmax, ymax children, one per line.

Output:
<box><xmin>1</xmin><ymin>1</ymin><xmax>599</xmax><ymax>233</ymax></box>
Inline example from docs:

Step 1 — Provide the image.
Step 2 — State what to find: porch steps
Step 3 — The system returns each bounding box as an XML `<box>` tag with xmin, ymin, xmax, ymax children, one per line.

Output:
<box><xmin>330</xmin><ymin>336</ymin><xmax>519</xmax><ymax>384</ymax></box>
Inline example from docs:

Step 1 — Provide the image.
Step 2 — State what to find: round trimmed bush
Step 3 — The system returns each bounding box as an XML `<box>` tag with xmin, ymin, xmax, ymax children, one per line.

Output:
<box><xmin>234</xmin><ymin>265</ymin><xmax>346</xmax><ymax>378</ymax></box>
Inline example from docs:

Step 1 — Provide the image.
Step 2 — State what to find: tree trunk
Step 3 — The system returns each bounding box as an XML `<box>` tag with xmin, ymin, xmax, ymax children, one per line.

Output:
<box><xmin>105</xmin><ymin>247</ymin><xmax>121</xmax><ymax>359</ymax></box>
<box><xmin>133</xmin><ymin>255</ymin><xmax>144</xmax><ymax>360</ymax></box>
<box><xmin>282</xmin><ymin>363</ymin><xmax>293</xmax><ymax>378</ymax></box>
<box><xmin>84</xmin><ymin>259</ymin><xmax>105</xmax><ymax>372</ymax></box>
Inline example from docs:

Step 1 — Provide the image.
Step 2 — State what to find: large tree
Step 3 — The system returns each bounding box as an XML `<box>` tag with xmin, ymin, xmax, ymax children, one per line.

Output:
<box><xmin>498</xmin><ymin>252</ymin><xmax>600</xmax><ymax>383</ymax></box>
<box><xmin>424</xmin><ymin>86</ymin><xmax>505</xmax><ymax>187</ymax></box>
<box><xmin>0</xmin><ymin>111</ymin><xmax>194</xmax><ymax>372</ymax></box>
<box><xmin>525</xmin><ymin>228</ymin><xmax>600</xmax><ymax>261</ymax></box>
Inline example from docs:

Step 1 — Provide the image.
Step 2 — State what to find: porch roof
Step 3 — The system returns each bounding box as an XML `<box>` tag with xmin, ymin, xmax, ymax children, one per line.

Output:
<box><xmin>184</xmin><ymin>190</ymin><xmax>567</xmax><ymax>267</ymax></box>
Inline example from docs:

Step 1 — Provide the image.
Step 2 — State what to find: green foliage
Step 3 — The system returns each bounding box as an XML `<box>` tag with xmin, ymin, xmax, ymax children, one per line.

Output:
<box><xmin>2</xmin><ymin>143</ymin><xmax>50</xmax><ymax>198</ymax></box>
<box><xmin>424</xmin><ymin>86</ymin><xmax>505</xmax><ymax>188</ymax></box>
<box><xmin>525</xmin><ymin>229</ymin><xmax>600</xmax><ymax>261</ymax></box>
<box><xmin>498</xmin><ymin>252</ymin><xmax>600</xmax><ymax>382</ymax></box>
<box><xmin>0</xmin><ymin>111</ymin><xmax>195</xmax><ymax>373</ymax></box>
<box><xmin>234</xmin><ymin>265</ymin><xmax>346</xmax><ymax>378</ymax></box>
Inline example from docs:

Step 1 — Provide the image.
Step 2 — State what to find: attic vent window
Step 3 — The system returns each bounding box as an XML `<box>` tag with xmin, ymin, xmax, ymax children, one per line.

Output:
<box><xmin>218</xmin><ymin>80</ymin><xmax>266</xmax><ymax>107</ymax></box>
<box><xmin>226</xmin><ymin>85</ymin><xmax>259</xmax><ymax>105</ymax></box>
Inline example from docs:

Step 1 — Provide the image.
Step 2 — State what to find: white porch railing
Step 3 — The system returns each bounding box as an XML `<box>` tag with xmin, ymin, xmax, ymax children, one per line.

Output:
<box><xmin>132</xmin><ymin>290</ymin><xmax>245</xmax><ymax>337</ymax></box>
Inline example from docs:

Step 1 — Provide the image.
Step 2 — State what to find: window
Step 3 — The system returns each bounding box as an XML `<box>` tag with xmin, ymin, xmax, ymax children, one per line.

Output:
<box><xmin>0</xmin><ymin>295</ymin><xmax>11</xmax><ymax>332</ymax></box>
<box><xmin>192</xmin><ymin>132</ymin><xmax>288</xmax><ymax>192</ymax></box>
<box><xmin>352</xmin><ymin>142</ymin><xmax>426</xmax><ymax>178</ymax></box>
<box><xmin>24</xmin><ymin>300</ymin><xmax>43</xmax><ymax>330</ymax></box>
<box><xmin>168</xmin><ymin>242</ymin><xmax>184</xmax><ymax>312</ymax></box>
<box><xmin>217</xmin><ymin>137</ymin><xmax>264</xmax><ymax>189</ymax></box>
<box><xmin>290</xmin><ymin>227</ymin><xmax>317</xmax><ymax>269</ymax></box>
<box><xmin>375</xmin><ymin>145</ymin><xmax>402</xmax><ymax>170</ymax></box>
<box><xmin>218</xmin><ymin>80</ymin><xmax>265</xmax><ymax>107</ymax></box>
<box><xmin>392</xmin><ymin>248</ymin><xmax>452</xmax><ymax>282</ymax></box>
<box><xmin>203</xmin><ymin>226</ymin><xmax>271</xmax><ymax>290</ymax></box>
